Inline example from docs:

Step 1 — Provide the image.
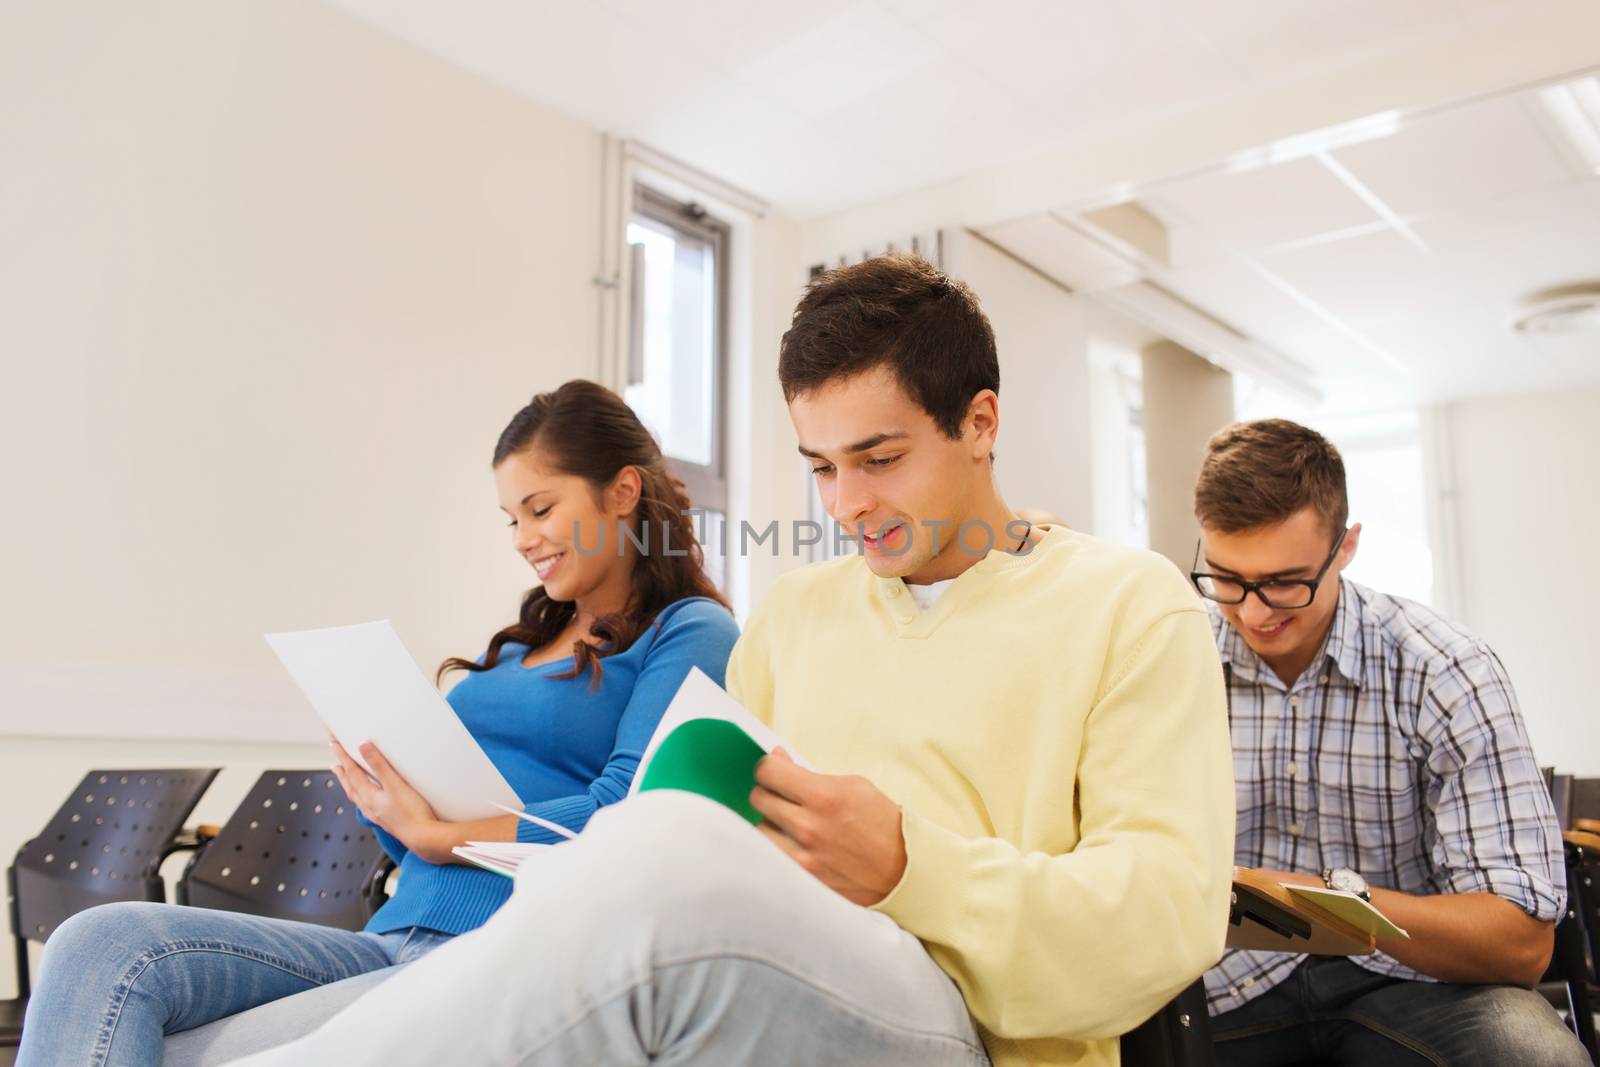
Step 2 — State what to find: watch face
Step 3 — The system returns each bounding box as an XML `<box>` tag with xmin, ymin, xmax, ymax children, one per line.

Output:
<box><xmin>1328</xmin><ymin>868</ymin><xmax>1366</xmax><ymax>895</ymax></box>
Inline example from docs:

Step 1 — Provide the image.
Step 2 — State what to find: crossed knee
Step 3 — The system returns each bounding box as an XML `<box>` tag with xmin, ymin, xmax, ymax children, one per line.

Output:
<box><xmin>42</xmin><ymin>900</ymin><xmax>172</xmax><ymax>976</ymax></box>
<box><xmin>507</xmin><ymin>791</ymin><xmax>801</xmax><ymax>938</ymax></box>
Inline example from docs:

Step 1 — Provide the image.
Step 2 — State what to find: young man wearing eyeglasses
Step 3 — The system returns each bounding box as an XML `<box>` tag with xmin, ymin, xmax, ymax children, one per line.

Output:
<box><xmin>1191</xmin><ymin>418</ymin><xmax>1584</xmax><ymax>1066</ymax></box>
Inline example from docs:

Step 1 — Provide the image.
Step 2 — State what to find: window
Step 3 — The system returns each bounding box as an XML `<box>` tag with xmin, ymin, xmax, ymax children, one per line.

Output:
<box><xmin>625</xmin><ymin>184</ymin><xmax>730</xmax><ymax>587</ymax></box>
<box><xmin>1235</xmin><ymin>379</ymin><xmax>1433</xmax><ymax>606</ymax></box>
<box><xmin>1321</xmin><ymin>412</ymin><xmax>1434</xmax><ymax>606</ymax></box>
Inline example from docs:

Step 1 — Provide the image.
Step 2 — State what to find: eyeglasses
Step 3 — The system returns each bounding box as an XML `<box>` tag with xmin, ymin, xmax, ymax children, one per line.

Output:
<box><xmin>1190</xmin><ymin>528</ymin><xmax>1348</xmax><ymax>609</ymax></box>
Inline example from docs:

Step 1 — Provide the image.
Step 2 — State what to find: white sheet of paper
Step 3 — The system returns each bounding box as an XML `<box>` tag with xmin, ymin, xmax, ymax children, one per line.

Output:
<box><xmin>628</xmin><ymin>666</ymin><xmax>810</xmax><ymax>797</ymax></box>
<box><xmin>489</xmin><ymin>799</ymin><xmax>577</xmax><ymax>840</ymax></box>
<box><xmin>265</xmin><ymin>620</ymin><xmax>521</xmax><ymax>822</ymax></box>
<box><xmin>452</xmin><ymin>840</ymin><xmax>553</xmax><ymax>878</ymax></box>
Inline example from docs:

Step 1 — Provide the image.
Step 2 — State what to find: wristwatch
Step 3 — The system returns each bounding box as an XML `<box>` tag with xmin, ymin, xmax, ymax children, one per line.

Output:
<box><xmin>1323</xmin><ymin>866</ymin><xmax>1371</xmax><ymax>902</ymax></box>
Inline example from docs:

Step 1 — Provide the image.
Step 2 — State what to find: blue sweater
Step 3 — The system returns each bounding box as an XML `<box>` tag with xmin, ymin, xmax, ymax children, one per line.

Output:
<box><xmin>363</xmin><ymin>596</ymin><xmax>739</xmax><ymax>936</ymax></box>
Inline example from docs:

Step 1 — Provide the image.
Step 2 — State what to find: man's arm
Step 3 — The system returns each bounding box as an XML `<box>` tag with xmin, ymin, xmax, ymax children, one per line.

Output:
<box><xmin>1258</xmin><ymin>868</ymin><xmax>1555</xmax><ymax>986</ymax></box>
<box><xmin>1410</xmin><ymin>640</ymin><xmax>1566</xmax><ymax>985</ymax></box>
<box><xmin>1371</xmin><ymin>886</ymin><xmax>1553</xmax><ymax>985</ymax></box>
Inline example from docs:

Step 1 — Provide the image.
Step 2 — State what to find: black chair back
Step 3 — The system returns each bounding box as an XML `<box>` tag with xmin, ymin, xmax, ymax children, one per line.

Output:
<box><xmin>1120</xmin><ymin>978</ymin><xmax>1215</xmax><ymax>1067</ymax></box>
<box><xmin>179</xmin><ymin>771</ymin><xmax>389</xmax><ymax>931</ymax></box>
<box><xmin>1552</xmin><ymin>774</ymin><xmax>1576</xmax><ymax>830</ymax></box>
<box><xmin>1569</xmin><ymin>838</ymin><xmax>1600</xmax><ymax>982</ymax></box>
<box><xmin>1574</xmin><ymin>778</ymin><xmax>1600</xmax><ymax>824</ymax></box>
<box><xmin>11</xmin><ymin>768</ymin><xmax>219</xmax><ymax>944</ymax></box>
<box><xmin>4</xmin><ymin>766</ymin><xmax>218</xmax><ymax>1046</ymax></box>
<box><xmin>1551</xmin><ymin>837</ymin><xmax>1600</xmax><ymax>1061</ymax></box>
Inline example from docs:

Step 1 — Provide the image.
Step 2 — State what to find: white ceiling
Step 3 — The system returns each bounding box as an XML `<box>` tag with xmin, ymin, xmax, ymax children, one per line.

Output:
<box><xmin>318</xmin><ymin>0</ymin><xmax>1600</xmax><ymax>407</ymax></box>
<box><xmin>1134</xmin><ymin>82</ymin><xmax>1600</xmax><ymax>405</ymax></box>
<box><xmin>322</xmin><ymin>0</ymin><xmax>1551</xmax><ymax>218</ymax></box>
<box><xmin>978</xmin><ymin>75</ymin><xmax>1600</xmax><ymax>407</ymax></box>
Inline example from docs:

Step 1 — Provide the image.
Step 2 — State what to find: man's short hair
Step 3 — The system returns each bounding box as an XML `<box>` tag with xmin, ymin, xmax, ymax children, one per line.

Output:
<box><xmin>1195</xmin><ymin>418</ymin><xmax>1349</xmax><ymax>537</ymax></box>
<box><xmin>778</xmin><ymin>253</ymin><xmax>999</xmax><ymax>440</ymax></box>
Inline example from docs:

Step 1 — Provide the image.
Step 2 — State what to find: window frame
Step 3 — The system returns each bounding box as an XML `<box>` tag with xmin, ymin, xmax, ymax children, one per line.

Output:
<box><xmin>627</xmin><ymin>182</ymin><xmax>731</xmax><ymax>514</ymax></box>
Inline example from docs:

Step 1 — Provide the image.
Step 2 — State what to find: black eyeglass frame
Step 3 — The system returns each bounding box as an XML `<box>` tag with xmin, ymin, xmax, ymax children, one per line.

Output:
<box><xmin>1190</xmin><ymin>527</ymin><xmax>1349</xmax><ymax>609</ymax></box>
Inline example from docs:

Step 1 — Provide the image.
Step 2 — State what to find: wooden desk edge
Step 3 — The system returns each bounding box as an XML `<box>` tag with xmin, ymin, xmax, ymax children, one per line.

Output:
<box><xmin>1231</xmin><ymin>868</ymin><xmax>1378</xmax><ymax>955</ymax></box>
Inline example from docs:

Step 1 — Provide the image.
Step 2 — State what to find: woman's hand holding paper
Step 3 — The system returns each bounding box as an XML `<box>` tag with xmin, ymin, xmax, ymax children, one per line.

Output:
<box><xmin>330</xmin><ymin>734</ymin><xmax>450</xmax><ymax>863</ymax></box>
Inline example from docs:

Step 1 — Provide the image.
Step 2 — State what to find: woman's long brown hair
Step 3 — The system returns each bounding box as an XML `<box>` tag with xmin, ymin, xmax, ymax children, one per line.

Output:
<box><xmin>436</xmin><ymin>379</ymin><xmax>730</xmax><ymax>687</ymax></box>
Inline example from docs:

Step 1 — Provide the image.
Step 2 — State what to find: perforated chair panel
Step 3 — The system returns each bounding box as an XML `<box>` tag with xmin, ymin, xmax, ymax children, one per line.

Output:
<box><xmin>181</xmin><ymin>771</ymin><xmax>388</xmax><ymax>931</ymax></box>
<box><xmin>11</xmin><ymin>769</ymin><xmax>219</xmax><ymax>943</ymax></box>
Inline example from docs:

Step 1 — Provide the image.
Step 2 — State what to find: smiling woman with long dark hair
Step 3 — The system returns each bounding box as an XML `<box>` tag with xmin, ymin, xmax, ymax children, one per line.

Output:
<box><xmin>17</xmin><ymin>380</ymin><xmax>739</xmax><ymax>1066</ymax></box>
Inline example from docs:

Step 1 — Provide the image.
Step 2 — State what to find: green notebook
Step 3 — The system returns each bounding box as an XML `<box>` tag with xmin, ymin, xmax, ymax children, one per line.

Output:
<box><xmin>636</xmin><ymin>717</ymin><xmax>769</xmax><ymax>826</ymax></box>
<box><xmin>628</xmin><ymin>667</ymin><xmax>808</xmax><ymax>826</ymax></box>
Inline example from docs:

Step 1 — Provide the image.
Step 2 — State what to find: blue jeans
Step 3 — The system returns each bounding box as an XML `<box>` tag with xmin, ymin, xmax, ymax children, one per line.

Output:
<box><xmin>227</xmin><ymin>792</ymin><xmax>990</xmax><ymax>1067</ymax></box>
<box><xmin>16</xmin><ymin>901</ymin><xmax>451</xmax><ymax>1067</ymax></box>
<box><xmin>1211</xmin><ymin>955</ymin><xmax>1589</xmax><ymax>1067</ymax></box>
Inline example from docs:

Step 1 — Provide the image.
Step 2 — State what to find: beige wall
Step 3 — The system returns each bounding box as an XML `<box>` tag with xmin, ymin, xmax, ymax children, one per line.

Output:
<box><xmin>0</xmin><ymin>0</ymin><xmax>611</xmax><ymax>992</ymax></box>
<box><xmin>734</xmin><ymin>215</ymin><xmax>810</xmax><ymax>611</ymax></box>
<box><xmin>1140</xmin><ymin>341</ymin><xmax>1235</xmax><ymax>570</ymax></box>
<box><xmin>1433</xmin><ymin>387</ymin><xmax>1600</xmax><ymax>776</ymax></box>
<box><xmin>943</xmin><ymin>233</ymin><xmax>1094</xmax><ymax>531</ymax></box>
<box><xmin>0</xmin><ymin>0</ymin><xmax>604</xmax><ymax>743</ymax></box>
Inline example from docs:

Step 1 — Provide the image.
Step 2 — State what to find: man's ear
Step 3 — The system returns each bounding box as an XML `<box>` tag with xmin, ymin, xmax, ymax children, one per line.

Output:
<box><xmin>1338</xmin><ymin>522</ymin><xmax>1362</xmax><ymax>571</ymax></box>
<box><xmin>607</xmin><ymin>466</ymin><xmax>643</xmax><ymax>518</ymax></box>
<box><xmin>966</xmin><ymin>390</ymin><xmax>1000</xmax><ymax>461</ymax></box>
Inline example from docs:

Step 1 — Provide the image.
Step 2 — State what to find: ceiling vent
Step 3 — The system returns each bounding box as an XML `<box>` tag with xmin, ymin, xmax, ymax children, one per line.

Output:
<box><xmin>1512</xmin><ymin>283</ymin><xmax>1600</xmax><ymax>335</ymax></box>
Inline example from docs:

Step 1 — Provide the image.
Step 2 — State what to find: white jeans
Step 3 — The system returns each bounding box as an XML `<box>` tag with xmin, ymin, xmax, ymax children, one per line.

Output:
<box><xmin>225</xmin><ymin>790</ymin><xmax>989</xmax><ymax>1066</ymax></box>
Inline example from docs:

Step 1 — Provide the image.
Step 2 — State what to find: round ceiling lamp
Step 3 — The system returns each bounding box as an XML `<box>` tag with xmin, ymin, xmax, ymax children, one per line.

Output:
<box><xmin>1512</xmin><ymin>282</ymin><xmax>1600</xmax><ymax>334</ymax></box>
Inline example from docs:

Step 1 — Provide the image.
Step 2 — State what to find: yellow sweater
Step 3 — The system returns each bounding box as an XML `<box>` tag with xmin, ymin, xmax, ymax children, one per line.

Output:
<box><xmin>726</xmin><ymin>526</ymin><xmax>1235</xmax><ymax>1067</ymax></box>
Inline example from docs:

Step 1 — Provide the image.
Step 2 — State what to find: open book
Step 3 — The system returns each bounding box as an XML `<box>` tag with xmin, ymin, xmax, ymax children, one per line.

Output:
<box><xmin>452</xmin><ymin>670</ymin><xmax>798</xmax><ymax>875</ymax></box>
<box><xmin>628</xmin><ymin>667</ymin><xmax>808</xmax><ymax>825</ymax></box>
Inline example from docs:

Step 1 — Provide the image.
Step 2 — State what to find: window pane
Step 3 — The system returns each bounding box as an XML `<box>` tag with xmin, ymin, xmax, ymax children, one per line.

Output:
<box><xmin>625</xmin><ymin>217</ymin><xmax>717</xmax><ymax>468</ymax></box>
<box><xmin>694</xmin><ymin>508</ymin><xmax>728</xmax><ymax>593</ymax></box>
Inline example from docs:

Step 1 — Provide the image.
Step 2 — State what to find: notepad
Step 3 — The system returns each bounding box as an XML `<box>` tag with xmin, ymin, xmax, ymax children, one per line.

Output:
<box><xmin>1282</xmin><ymin>883</ymin><xmax>1410</xmax><ymax>940</ymax></box>
<box><xmin>629</xmin><ymin>667</ymin><xmax>809</xmax><ymax>825</ymax></box>
<box><xmin>265</xmin><ymin>620</ymin><xmax>521</xmax><ymax>822</ymax></box>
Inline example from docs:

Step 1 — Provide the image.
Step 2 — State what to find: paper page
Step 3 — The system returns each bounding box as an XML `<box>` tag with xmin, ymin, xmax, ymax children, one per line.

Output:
<box><xmin>1282</xmin><ymin>884</ymin><xmax>1410</xmax><ymax>939</ymax></box>
<box><xmin>452</xmin><ymin>841</ymin><xmax>552</xmax><ymax>878</ymax></box>
<box><xmin>489</xmin><ymin>800</ymin><xmax>578</xmax><ymax>840</ymax></box>
<box><xmin>265</xmin><ymin>620</ymin><xmax>521</xmax><ymax>822</ymax></box>
<box><xmin>628</xmin><ymin>667</ymin><xmax>809</xmax><ymax>797</ymax></box>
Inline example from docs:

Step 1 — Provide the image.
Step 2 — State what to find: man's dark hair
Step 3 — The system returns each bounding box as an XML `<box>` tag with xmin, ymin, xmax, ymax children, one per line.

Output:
<box><xmin>778</xmin><ymin>253</ymin><xmax>999</xmax><ymax>439</ymax></box>
<box><xmin>1195</xmin><ymin>418</ymin><xmax>1349</xmax><ymax>538</ymax></box>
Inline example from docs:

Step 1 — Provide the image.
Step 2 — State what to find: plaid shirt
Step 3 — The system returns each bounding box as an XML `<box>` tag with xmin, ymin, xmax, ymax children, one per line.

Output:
<box><xmin>1204</xmin><ymin>578</ymin><xmax>1566</xmax><ymax>1015</ymax></box>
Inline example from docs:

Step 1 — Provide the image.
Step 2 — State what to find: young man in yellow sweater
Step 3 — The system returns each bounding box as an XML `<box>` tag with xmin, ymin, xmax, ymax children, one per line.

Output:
<box><xmin>231</xmin><ymin>255</ymin><xmax>1236</xmax><ymax>1067</ymax></box>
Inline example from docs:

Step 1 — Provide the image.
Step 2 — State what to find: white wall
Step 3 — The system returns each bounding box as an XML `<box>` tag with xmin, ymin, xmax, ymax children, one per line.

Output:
<box><xmin>943</xmin><ymin>233</ymin><xmax>1094</xmax><ymax>529</ymax></box>
<box><xmin>1140</xmin><ymin>341</ymin><xmax>1234</xmax><ymax>570</ymax></box>
<box><xmin>0</xmin><ymin>0</ymin><xmax>604</xmax><ymax>744</ymax></box>
<box><xmin>0</xmin><ymin>0</ymin><xmax>613</xmax><ymax>994</ymax></box>
<box><xmin>1434</xmin><ymin>387</ymin><xmax>1600</xmax><ymax>775</ymax></box>
<box><xmin>735</xmin><ymin>215</ymin><xmax>810</xmax><ymax>611</ymax></box>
